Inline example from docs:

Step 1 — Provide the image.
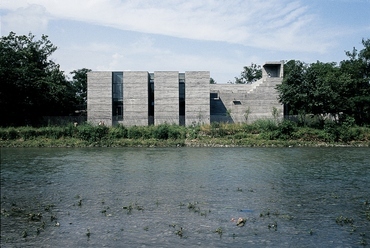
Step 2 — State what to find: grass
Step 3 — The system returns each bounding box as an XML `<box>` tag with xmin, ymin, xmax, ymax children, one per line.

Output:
<box><xmin>0</xmin><ymin>121</ymin><xmax>369</xmax><ymax>148</ymax></box>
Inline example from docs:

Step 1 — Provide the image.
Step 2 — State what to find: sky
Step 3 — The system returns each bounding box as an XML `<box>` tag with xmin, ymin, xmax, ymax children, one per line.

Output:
<box><xmin>1</xmin><ymin>0</ymin><xmax>369</xmax><ymax>83</ymax></box>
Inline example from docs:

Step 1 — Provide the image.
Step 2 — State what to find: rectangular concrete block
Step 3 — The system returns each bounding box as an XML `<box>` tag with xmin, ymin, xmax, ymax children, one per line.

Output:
<box><xmin>154</xmin><ymin>71</ymin><xmax>179</xmax><ymax>125</ymax></box>
<box><xmin>87</xmin><ymin>71</ymin><xmax>113</xmax><ymax>126</ymax></box>
<box><xmin>185</xmin><ymin>71</ymin><xmax>210</xmax><ymax>126</ymax></box>
<box><xmin>123</xmin><ymin>71</ymin><xmax>149</xmax><ymax>126</ymax></box>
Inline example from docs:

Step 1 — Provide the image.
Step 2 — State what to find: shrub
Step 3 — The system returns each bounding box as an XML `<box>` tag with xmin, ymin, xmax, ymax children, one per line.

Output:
<box><xmin>19</xmin><ymin>127</ymin><xmax>37</xmax><ymax>140</ymax></box>
<box><xmin>0</xmin><ymin>127</ymin><xmax>19</xmax><ymax>140</ymax></box>
<box><xmin>274</xmin><ymin>120</ymin><xmax>297</xmax><ymax>140</ymax></box>
<box><xmin>168</xmin><ymin>125</ymin><xmax>186</xmax><ymax>139</ymax></box>
<box><xmin>109</xmin><ymin>125</ymin><xmax>128</xmax><ymax>139</ymax></box>
<box><xmin>76</xmin><ymin>124</ymin><xmax>109</xmax><ymax>142</ymax></box>
<box><xmin>153</xmin><ymin>124</ymin><xmax>169</xmax><ymax>139</ymax></box>
<box><xmin>127</xmin><ymin>126</ymin><xmax>144</xmax><ymax>139</ymax></box>
<box><xmin>187</xmin><ymin>125</ymin><xmax>201</xmax><ymax>139</ymax></box>
<box><xmin>252</xmin><ymin>119</ymin><xmax>278</xmax><ymax>132</ymax></box>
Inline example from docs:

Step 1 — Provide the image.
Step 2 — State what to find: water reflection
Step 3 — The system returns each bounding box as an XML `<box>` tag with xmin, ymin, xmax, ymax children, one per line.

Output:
<box><xmin>1</xmin><ymin>147</ymin><xmax>369</xmax><ymax>247</ymax></box>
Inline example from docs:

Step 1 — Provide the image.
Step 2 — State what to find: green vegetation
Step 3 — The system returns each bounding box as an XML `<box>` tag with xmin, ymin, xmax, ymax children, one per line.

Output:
<box><xmin>0</xmin><ymin>121</ymin><xmax>369</xmax><ymax>148</ymax></box>
<box><xmin>0</xmin><ymin>32</ymin><xmax>90</xmax><ymax>127</ymax></box>
<box><xmin>277</xmin><ymin>39</ymin><xmax>370</xmax><ymax>126</ymax></box>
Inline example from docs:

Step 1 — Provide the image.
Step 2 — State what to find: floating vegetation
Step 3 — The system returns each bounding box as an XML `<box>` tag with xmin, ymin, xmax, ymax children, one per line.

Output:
<box><xmin>50</xmin><ymin>214</ymin><xmax>57</xmax><ymax>222</ymax></box>
<box><xmin>268</xmin><ymin>221</ymin><xmax>278</xmax><ymax>231</ymax></box>
<box><xmin>44</xmin><ymin>204</ymin><xmax>54</xmax><ymax>211</ymax></box>
<box><xmin>28</xmin><ymin>212</ymin><xmax>42</xmax><ymax>222</ymax></box>
<box><xmin>187</xmin><ymin>202</ymin><xmax>198</xmax><ymax>211</ymax></box>
<box><xmin>175</xmin><ymin>227</ymin><xmax>183</xmax><ymax>238</ymax></box>
<box><xmin>336</xmin><ymin>216</ymin><xmax>354</xmax><ymax>226</ymax></box>
<box><xmin>214</xmin><ymin>227</ymin><xmax>223</xmax><ymax>238</ymax></box>
<box><xmin>122</xmin><ymin>202</ymin><xmax>144</xmax><ymax>214</ymax></box>
<box><xmin>170</xmin><ymin>224</ymin><xmax>183</xmax><ymax>238</ymax></box>
<box><xmin>260</xmin><ymin>209</ymin><xmax>270</xmax><ymax>217</ymax></box>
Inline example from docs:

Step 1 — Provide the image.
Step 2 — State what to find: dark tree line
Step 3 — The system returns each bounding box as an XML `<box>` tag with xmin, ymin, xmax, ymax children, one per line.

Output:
<box><xmin>277</xmin><ymin>38</ymin><xmax>370</xmax><ymax>126</ymax></box>
<box><xmin>0</xmin><ymin>32</ymin><xmax>90</xmax><ymax>126</ymax></box>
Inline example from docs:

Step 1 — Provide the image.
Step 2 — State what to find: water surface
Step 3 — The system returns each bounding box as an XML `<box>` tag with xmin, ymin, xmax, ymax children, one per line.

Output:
<box><xmin>1</xmin><ymin>147</ymin><xmax>369</xmax><ymax>247</ymax></box>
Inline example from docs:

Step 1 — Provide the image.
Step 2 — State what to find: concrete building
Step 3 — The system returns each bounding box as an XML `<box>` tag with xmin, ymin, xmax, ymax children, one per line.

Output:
<box><xmin>87</xmin><ymin>61</ymin><xmax>283</xmax><ymax>126</ymax></box>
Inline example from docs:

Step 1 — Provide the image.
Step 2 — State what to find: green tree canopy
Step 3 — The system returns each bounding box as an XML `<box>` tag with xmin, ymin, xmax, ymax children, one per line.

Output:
<box><xmin>277</xmin><ymin>38</ymin><xmax>370</xmax><ymax>125</ymax></box>
<box><xmin>0</xmin><ymin>32</ymin><xmax>76</xmax><ymax>126</ymax></box>
<box><xmin>70</xmin><ymin>68</ymin><xmax>91</xmax><ymax>112</ymax></box>
<box><xmin>233</xmin><ymin>63</ymin><xmax>262</xmax><ymax>84</ymax></box>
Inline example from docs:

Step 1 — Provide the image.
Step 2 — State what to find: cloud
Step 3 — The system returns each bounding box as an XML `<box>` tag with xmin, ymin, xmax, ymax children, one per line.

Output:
<box><xmin>1</xmin><ymin>0</ymin><xmax>335</xmax><ymax>53</ymax></box>
<box><xmin>1</xmin><ymin>4</ymin><xmax>49</xmax><ymax>35</ymax></box>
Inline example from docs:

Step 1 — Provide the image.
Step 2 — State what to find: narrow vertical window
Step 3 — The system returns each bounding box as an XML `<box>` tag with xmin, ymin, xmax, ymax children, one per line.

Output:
<box><xmin>179</xmin><ymin>73</ymin><xmax>185</xmax><ymax>126</ymax></box>
<box><xmin>148</xmin><ymin>73</ymin><xmax>154</xmax><ymax>125</ymax></box>
<box><xmin>112</xmin><ymin>72</ymin><xmax>123</xmax><ymax>121</ymax></box>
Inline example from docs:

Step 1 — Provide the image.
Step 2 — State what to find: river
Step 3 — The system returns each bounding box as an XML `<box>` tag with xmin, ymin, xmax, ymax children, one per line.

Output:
<box><xmin>1</xmin><ymin>147</ymin><xmax>369</xmax><ymax>247</ymax></box>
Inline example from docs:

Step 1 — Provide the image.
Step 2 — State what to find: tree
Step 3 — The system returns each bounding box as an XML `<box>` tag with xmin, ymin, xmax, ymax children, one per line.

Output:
<box><xmin>70</xmin><ymin>68</ymin><xmax>91</xmax><ymax>112</ymax></box>
<box><xmin>210</xmin><ymin>77</ymin><xmax>217</xmax><ymax>84</ymax></box>
<box><xmin>0</xmin><ymin>32</ymin><xmax>76</xmax><ymax>126</ymax></box>
<box><xmin>339</xmin><ymin>38</ymin><xmax>370</xmax><ymax>124</ymax></box>
<box><xmin>276</xmin><ymin>60</ymin><xmax>310</xmax><ymax>124</ymax></box>
<box><xmin>234</xmin><ymin>63</ymin><xmax>262</xmax><ymax>84</ymax></box>
<box><xmin>277</xmin><ymin>39</ymin><xmax>370</xmax><ymax>126</ymax></box>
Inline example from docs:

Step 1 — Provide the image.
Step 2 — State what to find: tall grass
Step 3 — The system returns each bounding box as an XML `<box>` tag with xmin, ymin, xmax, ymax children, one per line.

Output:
<box><xmin>0</xmin><ymin>121</ymin><xmax>369</xmax><ymax>147</ymax></box>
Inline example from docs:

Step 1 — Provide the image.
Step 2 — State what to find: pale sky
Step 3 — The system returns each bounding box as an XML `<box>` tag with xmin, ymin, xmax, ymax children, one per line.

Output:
<box><xmin>1</xmin><ymin>0</ymin><xmax>369</xmax><ymax>83</ymax></box>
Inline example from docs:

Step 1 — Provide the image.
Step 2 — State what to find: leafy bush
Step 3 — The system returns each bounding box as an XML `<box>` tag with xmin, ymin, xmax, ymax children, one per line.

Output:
<box><xmin>274</xmin><ymin>120</ymin><xmax>297</xmax><ymax>140</ymax></box>
<box><xmin>252</xmin><ymin>119</ymin><xmax>278</xmax><ymax>132</ymax></box>
<box><xmin>127</xmin><ymin>126</ymin><xmax>145</xmax><ymax>139</ymax></box>
<box><xmin>0</xmin><ymin>127</ymin><xmax>19</xmax><ymax>140</ymax></box>
<box><xmin>19</xmin><ymin>127</ymin><xmax>37</xmax><ymax>140</ymax></box>
<box><xmin>168</xmin><ymin>125</ymin><xmax>186</xmax><ymax>139</ymax></box>
<box><xmin>153</xmin><ymin>124</ymin><xmax>169</xmax><ymax>139</ymax></box>
<box><xmin>76</xmin><ymin>124</ymin><xmax>109</xmax><ymax>142</ymax></box>
<box><xmin>109</xmin><ymin>125</ymin><xmax>128</xmax><ymax>139</ymax></box>
<box><xmin>187</xmin><ymin>125</ymin><xmax>201</xmax><ymax>139</ymax></box>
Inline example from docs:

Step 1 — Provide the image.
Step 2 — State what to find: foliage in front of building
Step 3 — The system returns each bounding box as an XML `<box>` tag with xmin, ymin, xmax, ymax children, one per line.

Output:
<box><xmin>1</xmin><ymin>121</ymin><xmax>369</xmax><ymax>147</ymax></box>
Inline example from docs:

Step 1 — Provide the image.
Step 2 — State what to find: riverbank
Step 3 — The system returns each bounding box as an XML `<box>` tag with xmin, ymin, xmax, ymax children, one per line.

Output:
<box><xmin>1</xmin><ymin>121</ymin><xmax>369</xmax><ymax>148</ymax></box>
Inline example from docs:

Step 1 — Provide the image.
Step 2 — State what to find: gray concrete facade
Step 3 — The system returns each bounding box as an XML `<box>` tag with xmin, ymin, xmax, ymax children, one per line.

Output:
<box><xmin>210</xmin><ymin>61</ymin><xmax>284</xmax><ymax>124</ymax></box>
<box><xmin>154</xmin><ymin>71</ymin><xmax>179</xmax><ymax>125</ymax></box>
<box><xmin>185</xmin><ymin>71</ymin><xmax>210</xmax><ymax>126</ymax></box>
<box><xmin>87</xmin><ymin>62</ymin><xmax>283</xmax><ymax>126</ymax></box>
<box><xmin>123</xmin><ymin>71</ymin><xmax>149</xmax><ymax>126</ymax></box>
<box><xmin>87</xmin><ymin>71</ymin><xmax>112</xmax><ymax>126</ymax></box>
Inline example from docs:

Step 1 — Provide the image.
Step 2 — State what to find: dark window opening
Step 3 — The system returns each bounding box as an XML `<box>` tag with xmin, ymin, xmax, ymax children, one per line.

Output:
<box><xmin>113</xmin><ymin>101</ymin><xmax>123</xmax><ymax>121</ymax></box>
<box><xmin>233</xmin><ymin>100</ymin><xmax>242</xmax><ymax>105</ymax></box>
<box><xmin>148</xmin><ymin>73</ymin><xmax>154</xmax><ymax>125</ymax></box>
<box><xmin>179</xmin><ymin>73</ymin><xmax>185</xmax><ymax>125</ymax></box>
<box><xmin>112</xmin><ymin>72</ymin><xmax>123</xmax><ymax>121</ymax></box>
<box><xmin>211</xmin><ymin>92</ymin><xmax>219</xmax><ymax>100</ymax></box>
